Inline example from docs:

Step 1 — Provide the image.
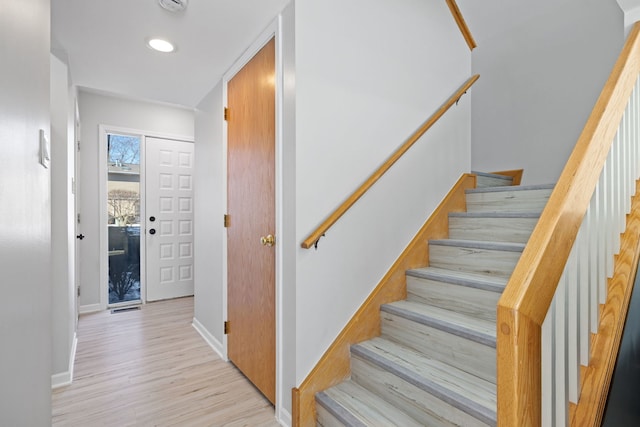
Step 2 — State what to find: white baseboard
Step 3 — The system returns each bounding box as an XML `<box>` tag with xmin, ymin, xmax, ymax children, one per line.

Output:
<box><xmin>277</xmin><ymin>407</ymin><xmax>292</xmax><ymax>427</ymax></box>
<box><xmin>79</xmin><ymin>303</ymin><xmax>101</xmax><ymax>314</ymax></box>
<box><xmin>192</xmin><ymin>317</ymin><xmax>226</xmax><ymax>361</ymax></box>
<box><xmin>52</xmin><ymin>333</ymin><xmax>77</xmax><ymax>389</ymax></box>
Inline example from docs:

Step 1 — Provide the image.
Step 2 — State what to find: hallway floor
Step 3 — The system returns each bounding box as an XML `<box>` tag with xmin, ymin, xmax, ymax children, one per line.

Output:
<box><xmin>52</xmin><ymin>297</ymin><xmax>279</xmax><ymax>426</ymax></box>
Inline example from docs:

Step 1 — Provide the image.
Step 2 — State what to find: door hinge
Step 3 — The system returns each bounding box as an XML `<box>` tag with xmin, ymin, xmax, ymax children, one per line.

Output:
<box><xmin>77</xmin><ymin>213</ymin><xmax>81</xmax><ymax>224</ymax></box>
<box><xmin>224</xmin><ymin>321</ymin><xmax>230</xmax><ymax>334</ymax></box>
<box><xmin>224</xmin><ymin>214</ymin><xmax>230</xmax><ymax>228</ymax></box>
<box><xmin>77</xmin><ymin>287</ymin><xmax>80</xmax><ymax>297</ymax></box>
<box><xmin>77</xmin><ymin>140</ymin><xmax>80</xmax><ymax>151</ymax></box>
<box><xmin>224</xmin><ymin>107</ymin><xmax>229</xmax><ymax>121</ymax></box>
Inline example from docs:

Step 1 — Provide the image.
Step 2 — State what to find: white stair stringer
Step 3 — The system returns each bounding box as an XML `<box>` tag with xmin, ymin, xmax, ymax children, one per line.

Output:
<box><xmin>314</xmin><ymin>178</ymin><xmax>554</xmax><ymax>427</ymax></box>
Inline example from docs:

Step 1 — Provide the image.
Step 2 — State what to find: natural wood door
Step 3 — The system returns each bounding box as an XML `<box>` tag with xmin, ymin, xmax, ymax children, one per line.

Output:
<box><xmin>227</xmin><ymin>38</ymin><xmax>276</xmax><ymax>404</ymax></box>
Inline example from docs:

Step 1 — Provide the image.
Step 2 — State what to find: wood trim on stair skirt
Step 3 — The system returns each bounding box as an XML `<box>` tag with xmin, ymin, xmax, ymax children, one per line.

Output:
<box><xmin>570</xmin><ymin>180</ymin><xmax>640</xmax><ymax>427</ymax></box>
<box><xmin>292</xmin><ymin>173</ymin><xmax>476</xmax><ymax>427</ymax></box>
<box><xmin>490</xmin><ymin>169</ymin><xmax>524</xmax><ymax>186</ymax></box>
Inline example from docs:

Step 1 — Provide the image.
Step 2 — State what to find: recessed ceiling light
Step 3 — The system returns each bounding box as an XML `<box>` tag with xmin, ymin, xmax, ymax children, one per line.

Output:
<box><xmin>158</xmin><ymin>0</ymin><xmax>188</xmax><ymax>13</ymax></box>
<box><xmin>147</xmin><ymin>38</ymin><xmax>175</xmax><ymax>53</ymax></box>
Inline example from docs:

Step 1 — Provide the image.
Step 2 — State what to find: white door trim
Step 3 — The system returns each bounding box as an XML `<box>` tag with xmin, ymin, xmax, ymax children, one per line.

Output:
<box><xmin>98</xmin><ymin>124</ymin><xmax>193</xmax><ymax>310</ymax></box>
<box><xmin>221</xmin><ymin>17</ymin><xmax>286</xmax><ymax>420</ymax></box>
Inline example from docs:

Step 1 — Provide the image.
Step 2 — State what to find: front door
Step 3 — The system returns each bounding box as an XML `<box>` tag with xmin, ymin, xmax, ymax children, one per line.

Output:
<box><xmin>145</xmin><ymin>137</ymin><xmax>195</xmax><ymax>302</ymax></box>
<box><xmin>227</xmin><ymin>38</ymin><xmax>276</xmax><ymax>404</ymax></box>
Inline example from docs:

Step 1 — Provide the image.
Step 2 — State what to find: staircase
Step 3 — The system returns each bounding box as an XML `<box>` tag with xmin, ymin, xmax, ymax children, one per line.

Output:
<box><xmin>315</xmin><ymin>172</ymin><xmax>554</xmax><ymax>426</ymax></box>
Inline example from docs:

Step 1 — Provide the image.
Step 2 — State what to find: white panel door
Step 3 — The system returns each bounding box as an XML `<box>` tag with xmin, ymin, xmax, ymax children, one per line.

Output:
<box><xmin>145</xmin><ymin>137</ymin><xmax>194</xmax><ymax>301</ymax></box>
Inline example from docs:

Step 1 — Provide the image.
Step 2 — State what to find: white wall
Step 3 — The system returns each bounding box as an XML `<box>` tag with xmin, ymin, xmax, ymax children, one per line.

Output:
<box><xmin>77</xmin><ymin>91</ymin><xmax>194</xmax><ymax>309</ymax></box>
<box><xmin>294</xmin><ymin>0</ymin><xmax>472</xmax><ymax>383</ymax></box>
<box><xmin>192</xmin><ymin>5</ymin><xmax>297</xmax><ymax>420</ymax></box>
<box><xmin>459</xmin><ymin>0</ymin><xmax>623</xmax><ymax>184</ymax></box>
<box><xmin>0</xmin><ymin>0</ymin><xmax>52</xmax><ymax>424</ymax></box>
<box><xmin>50</xmin><ymin>52</ymin><xmax>78</xmax><ymax>387</ymax></box>
<box><xmin>617</xmin><ymin>0</ymin><xmax>640</xmax><ymax>33</ymax></box>
<box><xmin>193</xmin><ymin>83</ymin><xmax>225</xmax><ymax>353</ymax></box>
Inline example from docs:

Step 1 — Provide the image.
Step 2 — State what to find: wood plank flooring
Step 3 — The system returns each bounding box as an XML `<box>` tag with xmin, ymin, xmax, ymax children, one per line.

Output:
<box><xmin>52</xmin><ymin>297</ymin><xmax>279</xmax><ymax>426</ymax></box>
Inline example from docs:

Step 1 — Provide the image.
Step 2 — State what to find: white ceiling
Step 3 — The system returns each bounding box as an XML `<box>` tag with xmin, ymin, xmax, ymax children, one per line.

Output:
<box><xmin>51</xmin><ymin>0</ymin><xmax>290</xmax><ymax>108</ymax></box>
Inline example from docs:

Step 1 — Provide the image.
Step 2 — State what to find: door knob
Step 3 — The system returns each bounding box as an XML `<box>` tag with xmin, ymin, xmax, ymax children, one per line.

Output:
<box><xmin>149</xmin><ymin>228</ymin><xmax>156</xmax><ymax>235</ymax></box>
<box><xmin>260</xmin><ymin>234</ymin><xmax>275</xmax><ymax>247</ymax></box>
<box><xmin>76</xmin><ymin>234</ymin><xmax>85</xmax><ymax>240</ymax></box>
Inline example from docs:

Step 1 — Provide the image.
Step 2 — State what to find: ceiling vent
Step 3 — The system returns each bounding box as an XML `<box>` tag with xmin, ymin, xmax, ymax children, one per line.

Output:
<box><xmin>158</xmin><ymin>0</ymin><xmax>188</xmax><ymax>13</ymax></box>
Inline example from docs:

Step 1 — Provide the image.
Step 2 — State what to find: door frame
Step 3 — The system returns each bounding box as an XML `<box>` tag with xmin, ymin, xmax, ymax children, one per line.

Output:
<box><xmin>97</xmin><ymin>124</ymin><xmax>194</xmax><ymax>310</ymax></box>
<box><xmin>221</xmin><ymin>19</ymin><xmax>285</xmax><ymax>413</ymax></box>
<box><xmin>74</xmin><ymin>99</ymin><xmax>81</xmax><ymax>326</ymax></box>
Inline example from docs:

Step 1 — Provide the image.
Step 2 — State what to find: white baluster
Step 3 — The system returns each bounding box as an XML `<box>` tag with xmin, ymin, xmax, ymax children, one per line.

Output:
<box><xmin>589</xmin><ymin>189</ymin><xmax>600</xmax><ymax>333</ymax></box>
<box><xmin>629</xmin><ymin>83</ymin><xmax>640</xmax><ymax>185</ymax></box>
<box><xmin>598</xmin><ymin>170</ymin><xmax>608</xmax><ymax>304</ymax></box>
<box><xmin>555</xmin><ymin>272</ymin><xmax>569</xmax><ymax>426</ymax></box>
<box><xmin>636</xmin><ymin>78</ymin><xmax>640</xmax><ymax>183</ymax></box>
<box><xmin>578</xmin><ymin>216</ymin><xmax>590</xmax><ymax>366</ymax></box>
<box><xmin>606</xmin><ymin>150</ymin><xmax>615</xmax><ymax>278</ymax></box>
<box><xmin>612</xmin><ymin>135</ymin><xmax>621</xmax><ymax>253</ymax></box>
<box><xmin>542</xmin><ymin>296</ymin><xmax>556</xmax><ymax>427</ymax></box>
<box><xmin>567</xmin><ymin>237</ymin><xmax>580</xmax><ymax>404</ymax></box>
<box><xmin>622</xmin><ymin>109</ymin><xmax>629</xmax><ymax>215</ymax></box>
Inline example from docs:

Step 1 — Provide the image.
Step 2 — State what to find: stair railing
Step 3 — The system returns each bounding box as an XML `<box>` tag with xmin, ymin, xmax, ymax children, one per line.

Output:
<box><xmin>445</xmin><ymin>0</ymin><xmax>476</xmax><ymax>50</ymax></box>
<box><xmin>497</xmin><ymin>22</ymin><xmax>640</xmax><ymax>426</ymax></box>
<box><xmin>301</xmin><ymin>75</ymin><xmax>479</xmax><ymax>249</ymax></box>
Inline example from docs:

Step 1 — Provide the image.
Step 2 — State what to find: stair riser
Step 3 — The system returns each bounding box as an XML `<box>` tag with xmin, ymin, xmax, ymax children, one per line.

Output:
<box><xmin>475</xmin><ymin>176</ymin><xmax>512</xmax><ymax>188</ymax></box>
<box><xmin>351</xmin><ymin>356</ymin><xmax>492</xmax><ymax>427</ymax></box>
<box><xmin>381</xmin><ymin>312</ymin><xmax>496</xmax><ymax>383</ymax></box>
<box><xmin>317</xmin><ymin>404</ymin><xmax>353</xmax><ymax>427</ymax></box>
<box><xmin>406</xmin><ymin>276</ymin><xmax>500</xmax><ymax>322</ymax></box>
<box><xmin>465</xmin><ymin>189</ymin><xmax>551</xmax><ymax>213</ymax></box>
<box><xmin>448</xmin><ymin>217</ymin><xmax>538</xmax><ymax>244</ymax></box>
<box><xmin>428</xmin><ymin>245</ymin><xmax>521</xmax><ymax>278</ymax></box>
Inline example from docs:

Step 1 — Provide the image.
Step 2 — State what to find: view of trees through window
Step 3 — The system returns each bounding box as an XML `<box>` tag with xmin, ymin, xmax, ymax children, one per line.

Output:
<box><xmin>108</xmin><ymin>134</ymin><xmax>140</xmax><ymax>167</ymax></box>
<box><xmin>107</xmin><ymin>133</ymin><xmax>141</xmax><ymax>304</ymax></box>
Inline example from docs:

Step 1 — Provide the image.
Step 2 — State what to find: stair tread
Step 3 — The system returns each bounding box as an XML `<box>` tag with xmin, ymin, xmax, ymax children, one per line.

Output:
<box><xmin>353</xmin><ymin>337</ymin><xmax>496</xmax><ymax>425</ymax></box>
<box><xmin>317</xmin><ymin>380</ymin><xmax>423</xmax><ymax>427</ymax></box>
<box><xmin>466</xmin><ymin>183</ymin><xmax>554</xmax><ymax>194</ymax></box>
<box><xmin>449</xmin><ymin>211</ymin><xmax>540</xmax><ymax>218</ymax></box>
<box><xmin>429</xmin><ymin>238</ymin><xmax>525</xmax><ymax>252</ymax></box>
<box><xmin>382</xmin><ymin>300</ymin><xmax>496</xmax><ymax>346</ymax></box>
<box><xmin>406</xmin><ymin>266</ymin><xmax>506</xmax><ymax>293</ymax></box>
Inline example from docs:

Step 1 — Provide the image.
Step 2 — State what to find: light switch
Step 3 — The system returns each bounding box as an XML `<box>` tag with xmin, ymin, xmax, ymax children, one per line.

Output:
<box><xmin>39</xmin><ymin>129</ymin><xmax>50</xmax><ymax>168</ymax></box>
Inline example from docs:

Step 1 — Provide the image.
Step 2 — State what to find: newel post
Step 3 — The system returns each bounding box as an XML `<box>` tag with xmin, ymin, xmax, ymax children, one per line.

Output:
<box><xmin>497</xmin><ymin>306</ymin><xmax>542</xmax><ymax>427</ymax></box>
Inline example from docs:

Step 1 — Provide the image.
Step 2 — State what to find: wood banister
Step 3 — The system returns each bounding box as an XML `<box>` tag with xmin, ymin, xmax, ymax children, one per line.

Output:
<box><xmin>497</xmin><ymin>21</ymin><xmax>640</xmax><ymax>426</ymax></box>
<box><xmin>300</xmin><ymin>75</ymin><xmax>480</xmax><ymax>249</ymax></box>
<box><xmin>445</xmin><ymin>0</ymin><xmax>477</xmax><ymax>51</ymax></box>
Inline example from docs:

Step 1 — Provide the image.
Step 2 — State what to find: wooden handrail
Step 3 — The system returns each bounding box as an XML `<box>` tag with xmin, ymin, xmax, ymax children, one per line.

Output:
<box><xmin>446</xmin><ymin>0</ymin><xmax>477</xmax><ymax>51</ymax></box>
<box><xmin>496</xmin><ymin>21</ymin><xmax>640</xmax><ymax>426</ymax></box>
<box><xmin>300</xmin><ymin>74</ymin><xmax>480</xmax><ymax>249</ymax></box>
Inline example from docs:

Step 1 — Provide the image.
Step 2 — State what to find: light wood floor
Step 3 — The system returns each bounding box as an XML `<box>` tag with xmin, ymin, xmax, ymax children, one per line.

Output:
<box><xmin>52</xmin><ymin>297</ymin><xmax>279</xmax><ymax>426</ymax></box>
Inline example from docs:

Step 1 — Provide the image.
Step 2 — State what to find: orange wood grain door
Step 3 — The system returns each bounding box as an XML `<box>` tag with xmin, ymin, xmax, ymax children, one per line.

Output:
<box><xmin>227</xmin><ymin>38</ymin><xmax>276</xmax><ymax>404</ymax></box>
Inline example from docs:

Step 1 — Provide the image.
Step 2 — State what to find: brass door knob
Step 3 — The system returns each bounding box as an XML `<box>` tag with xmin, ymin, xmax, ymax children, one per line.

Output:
<box><xmin>260</xmin><ymin>234</ymin><xmax>275</xmax><ymax>247</ymax></box>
